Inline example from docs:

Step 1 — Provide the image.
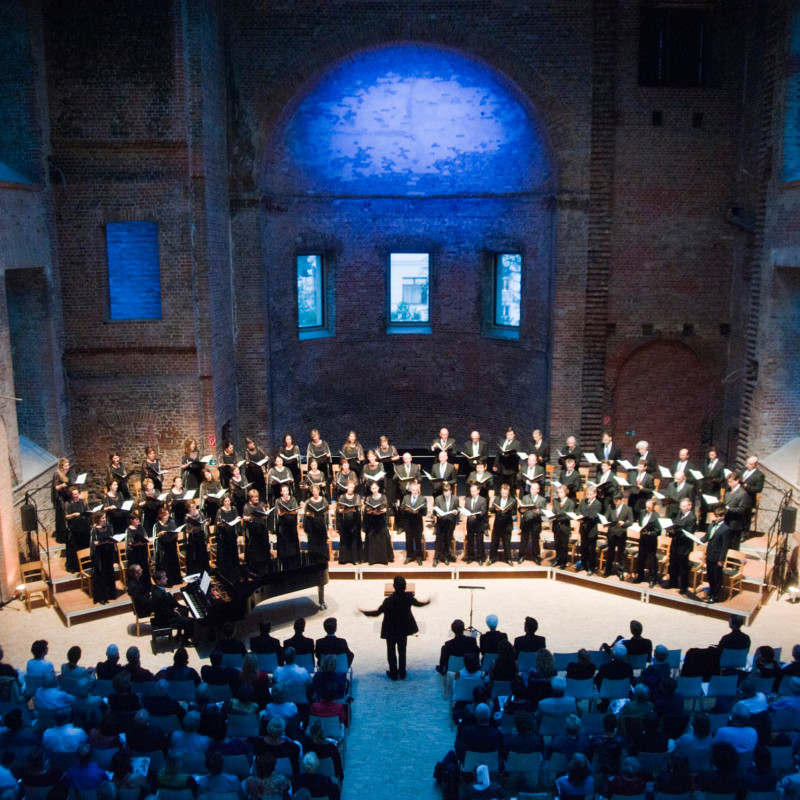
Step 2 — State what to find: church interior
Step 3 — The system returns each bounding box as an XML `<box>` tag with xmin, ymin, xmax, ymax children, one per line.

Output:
<box><xmin>1</xmin><ymin>1</ymin><xmax>800</xmax><ymax>797</ymax></box>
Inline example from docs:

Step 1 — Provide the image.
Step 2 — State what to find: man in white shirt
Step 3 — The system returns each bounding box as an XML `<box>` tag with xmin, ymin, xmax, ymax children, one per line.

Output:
<box><xmin>273</xmin><ymin>647</ymin><xmax>312</xmax><ymax>688</ymax></box>
<box><xmin>42</xmin><ymin>707</ymin><xmax>88</xmax><ymax>753</ymax></box>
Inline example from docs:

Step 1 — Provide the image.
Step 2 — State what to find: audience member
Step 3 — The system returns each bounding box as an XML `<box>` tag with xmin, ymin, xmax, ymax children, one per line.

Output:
<box><xmin>589</xmin><ymin>714</ymin><xmax>624</xmax><ymax>793</ymax></box>
<box><xmin>42</xmin><ymin>707</ymin><xmax>88</xmax><ymax>754</ymax></box>
<box><xmin>60</xmin><ymin>645</ymin><xmax>90</xmax><ymax>688</ymax></box>
<box><xmin>741</xmin><ymin>744</ymin><xmax>778</xmax><ymax>794</ymax></box>
<box><xmin>156</xmin><ymin>646</ymin><xmax>201</xmax><ymax>685</ymax></box>
<box><xmin>142</xmin><ymin>679</ymin><xmax>184</xmax><ymax>719</ymax></box>
<box><xmin>455</xmin><ymin>703</ymin><xmax>504</xmax><ymax>763</ymax></box>
<box><xmin>479</xmin><ymin>614</ymin><xmax>508</xmax><ymax>655</ymax></box>
<box><xmin>95</xmin><ymin>644</ymin><xmax>124</xmax><ymax>680</ymax></box>
<box><xmin>315</xmin><ymin>617</ymin><xmax>354</xmax><ymax>667</ymax></box>
<box><xmin>606</xmin><ymin>756</ymin><xmax>647</xmax><ymax>797</ymax></box>
<box><xmin>26</xmin><ymin>639</ymin><xmax>56</xmax><ymax>686</ymax></box>
<box><xmin>554</xmin><ymin>753</ymin><xmax>594</xmax><ymax>799</ymax></box>
<box><xmin>309</xmin><ymin>683</ymin><xmax>348</xmax><ymax>727</ymax></box>
<box><xmin>301</xmin><ymin>717</ymin><xmax>344</xmax><ymax>782</ymax></box>
<box><xmin>781</xmin><ymin>643</ymin><xmax>800</xmax><ymax>680</ymax></box>
<box><xmin>545</xmin><ymin>713</ymin><xmax>593</xmax><ymax>764</ymax></box>
<box><xmin>123</xmin><ymin>646</ymin><xmax>154</xmax><ymax>684</ymax></box>
<box><xmin>126</xmin><ymin>709</ymin><xmax>168</xmax><ymax>754</ymax></box>
<box><xmin>654</xmin><ymin>751</ymin><xmax>692</xmax><ymax>796</ymax></box>
<box><xmin>488</xmin><ymin>640</ymin><xmax>517</xmax><ymax>683</ymax></box>
<box><xmin>771</xmin><ymin>675</ymin><xmax>800</xmax><ymax>712</ymax></box>
<box><xmin>713</xmin><ymin>701</ymin><xmax>758</xmax><ymax>755</ymax></box>
<box><xmin>503</xmin><ymin>710</ymin><xmax>543</xmax><ymax>757</ymax></box>
<box><xmin>63</xmin><ymin>743</ymin><xmax>108</xmax><ymax>792</ymax></box>
<box><xmin>512</xmin><ymin>616</ymin><xmax>546</xmax><ymax>655</ymax></box>
<box><xmin>274</xmin><ymin>646</ymin><xmax>312</xmax><ymax>689</ymax></box>
<box><xmin>537</xmin><ymin>676</ymin><xmax>577</xmax><ymax>723</ymax></box>
<box><xmin>695</xmin><ymin>741</ymin><xmax>744</xmax><ymax>796</ymax></box>
<box><xmin>195</xmin><ymin>750</ymin><xmax>240</xmax><ymax>795</ymax></box>
<box><xmin>156</xmin><ymin>750</ymin><xmax>198</xmax><ymax>795</ymax></box>
<box><xmin>215</xmin><ymin>621</ymin><xmax>248</xmax><ymax>656</ymax></box>
<box><xmin>109</xmin><ymin>749</ymin><xmax>152</xmax><ymax>798</ymax></box>
<box><xmin>256</xmin><ymin>717</ymin><xmax>301</xmax><ymax>776</ymax></box>
<box><xmin>193</xmin><ymin>682</ymin><xmax>227</xmax><ymax>741</ymax></box>
<box><xmin>170</xmin><ymin>709</ymin><xmax>211</xmax><ymax>755</ymax></box>
<box><xmin>284</xmin><ymin>617</ymin><xmax>315</xmax><ymax>656</ymax></box>
<box><xmin>674</xmin><ymin>711</ymin><xmax>713</xmax><ymax>756</ymax></box>
<box><xmin>292</xmin><ymin>751</ymin><xmax>341</xmax><ymax>800</ymax></box>
<box><xmin>717</xmin><ymin>614</ymin><xmax>751</xmax><ymax>652</ymax></box>
<box><xmin>311</xmin><ymin>653</ymin><xmax>348</xmax><ymax>701</ymax></box>
<box><xmin>0</xmin><ymin>647</ymin><xmax>18</xmax><ymax>681</ymax></box>
<box><xmin>263</xmin><ymin>683</ymin><xmax>299</xmax><ymax>725</ymax></box>
<box><xmin>565</xmin><ymin>649</ymin><xmax>595</xmax><ymax>681</ymax></box>
<box><xmin>19</xmin><ymin>749</ymin><xmax>62</xmax><ymax>795</ymax></box>
<box><xmin>249</xmin><ymin>618</ymin><xmax>285</xmax><ymax>665</ymax></box>
<box><xmin>437</xmin><ymin>619</ymin><xmax>479</xmax><ymax>674</ymax></box>
<box><xmin>200</xmin><ymin>649</ymin><xmax>240</xmax><ymax>689</ymax></box>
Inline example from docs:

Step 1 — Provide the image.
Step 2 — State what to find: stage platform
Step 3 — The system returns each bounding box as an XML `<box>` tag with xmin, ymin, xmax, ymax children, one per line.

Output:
<box><xmin>38</xmin><ymin>548</ymin><xmax>766</xmax><ymax>628</ymax></box>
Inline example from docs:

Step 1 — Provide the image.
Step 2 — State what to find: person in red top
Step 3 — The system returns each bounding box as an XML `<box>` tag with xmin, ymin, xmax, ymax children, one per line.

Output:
<box><xmin>309</xmin><ymin>684</ymin><xmax>348</xmax><ymax>727</ymax></box>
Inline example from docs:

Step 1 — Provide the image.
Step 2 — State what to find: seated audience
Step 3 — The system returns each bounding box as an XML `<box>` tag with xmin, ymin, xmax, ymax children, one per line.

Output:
<box><xmin>309</xmin><ymin>683</ymin><xmax>348</xmax><ymax>727</ymax></box>
<box><xmin>110</xmin><ymin>749</ymin><xmax>153</xmax><ymax>798</ymax></box>
<box><xmin>536</xmin><ymin>676</ymin><xmax>577</xmax><ymax>723</ymax></box>
<box><xmin>315</xmin><ymin>616</ymin><xmax>354</xmax><ymax>667</ymax></box>
<box><xmin>545</xmin><ymin>713</ymin><xmax>593</xmax><ymax>765</ymax></box>
<box><xmin>479</xmin><ymin>614</ymin><xmax>509</xmax><ymax>655</ymax></box>
<box><xmin>170</xmin><ymin>709</ymin><xmax>211</xmax><ymax>755</ymax></box>
<box><xmin>311</xmin><ymin>653</ymin><xmax>348</xmax><ymax>701</ymax></box>
<box><xmin>717</xmin><ymin>614</ymin><xmax>751</xmax><ymax>652</ymax></box>
<box><xmin>437</xmin><ymin>618</ymin><xmax>479</xmax><ymax>674</ymax></box>
<box><xmin>606</xmin><ymin>756</ymin><xmax>647</xmax><ymax>797</ymax></box>
<box><xmin>95</xmin><ymin>644</ymin><xmax>124</xmax><ymax>680</ymax></box>
<box><xmin>200</xmin><ymin>649</ymin><xmax>240</xmax><ymax>689</ymax></box>
<box><xmin>156</xmin><ymin>750</ymin><xmax>198</xmax><ymax>796</ymax></box>
<box><xmin>273</xmin><ymin>646</ymin><xmax>312</xmax><ymax>689</ymax></box>
<box><xmin>455</xmin><ymin>703</ymin><xmax>504</xmax><ymax>763</ymax></box>
<box><xmin>695</xmin><ymin>741</ymin><xmax>744</xmax><ymax>796</ymax></box>
<box><xmin>554</xmin><ymin>752</ymin><xmax>594</xmax><ymax>799</ymax></box>
<box><xmin>488</xmin><ymin>640</ymin><xmax>517</xmax><ymax>683</ymax></box>
<box><xmin>565</xmin><ymin>649</ymin><xmax>595</xmax><ymax>681</ymax></box>
<box><xmin>249</xmin><ymin>618</ymin><xmax>285</xmax><ymax>665</ymax></box>
<box><xmin>713</xmin><ymin>701</ymin><xmax>758</xmax><ymax>754</ymax></box>
<box><xmin>123</xmin><ymin>645</ymin><xmax>154</xmax><ymax>683</ymax></box>
<box><xmin>741</xmin><ymin>744</ymin><xmax>778</xmax><ymax>794</ymax></box>
<box><xmin>63</xmin><ymin>743</ymin><xmax>108</xmax><ymax>793</ymax></box>
<box><xmin>156</xmin><ymin>646</ymin><xmax>201</xmax><ymax>685</ymax></box>
<box><xmin>195</xmin><ymin>750</ymin><xmax>241</xmax><ymax>796</ymax></box>
<box><xmin>513</xmin><ymin>616</ymin><xmax>546</xmax><ymax>655</ymax></box>
<box><xmin>292</xmin><ymin>751</ymin><xmax>341</xmax><ymax>800</ymax></box>
<box><xmin>127</xmin><ymin>708</ymin><xmax>169</xmax><ymax>754</ymax></box>
<box><xmin>653</xmin><ymin>751</ymin><xmax>692</xmax><ymax>796</ymax></box>
<box><xmin>256</xmin><ymin>716</ymin><xmax>301</xmax><ymax>776</ymax></box>
<box><xmin>26</xmin><ymin>639</ymin><xmax>56</xmax><ymax>686</ymax></box>
<box><xmin>301</xmin><ymin>717</ymin><xmax>344</xmax><ymax>782</ymax></box>
<box><xmin>503</xmin><ymin>710</ymin><xmax>543</xmax><ymax>756</ymax></box>
<box><xmin>284</xmin><ymin>617</ymin><xmax>315</xmax><ymax>656</ymax></box>
<box><xmin>42</xmin><ymin>707</ymin><xmax>88</xmax><ymax>754</ymax></box>
<box><xmin>142</xmin><ymin>679</ymin><xmax>184</xmax><ymax>719</ymax></box>
<box><xmin>674</xmin><ymin>710</ymin><xmax>713</xmax><ymax>756</ymax></box>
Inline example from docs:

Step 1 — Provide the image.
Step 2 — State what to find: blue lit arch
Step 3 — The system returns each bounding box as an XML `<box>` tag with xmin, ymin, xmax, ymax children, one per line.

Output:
<box><xmin>264</xmin><ymin>44</ymin><xmax>553</xmax><ymax>197</ymax></box>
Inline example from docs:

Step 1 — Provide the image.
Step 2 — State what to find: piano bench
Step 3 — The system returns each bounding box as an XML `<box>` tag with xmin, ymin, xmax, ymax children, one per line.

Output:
<box><xmin>150</xmin><ymin>620</ymin><xmax>175</xmax><ymax>654</ymax></box>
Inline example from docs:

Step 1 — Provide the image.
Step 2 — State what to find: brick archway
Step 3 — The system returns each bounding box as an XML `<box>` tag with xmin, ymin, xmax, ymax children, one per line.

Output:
<box><xmin>610</xmin><ymin>341</ymin><xmax>718</xmax><ymax>463</ymax></box>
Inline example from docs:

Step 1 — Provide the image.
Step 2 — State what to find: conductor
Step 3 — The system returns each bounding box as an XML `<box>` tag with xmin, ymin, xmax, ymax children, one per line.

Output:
<box><xmin>361</xmin><ymin>575</ymin><xmax>431</xmax><ymax>682</ymax></box>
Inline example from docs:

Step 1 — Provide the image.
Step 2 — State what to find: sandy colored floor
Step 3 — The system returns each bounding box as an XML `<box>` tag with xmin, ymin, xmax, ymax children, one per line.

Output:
<box><xmin>1</xmin><ymin>576</ymin><xmax>798</xmax><ymax>799</ymax></box>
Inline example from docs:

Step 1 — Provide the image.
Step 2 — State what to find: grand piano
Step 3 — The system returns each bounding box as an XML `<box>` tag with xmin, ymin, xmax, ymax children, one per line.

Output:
<box><xmin>182</xmin><ymin>559</ymin><xmax>329</xmax><ymax>627</ymax></box>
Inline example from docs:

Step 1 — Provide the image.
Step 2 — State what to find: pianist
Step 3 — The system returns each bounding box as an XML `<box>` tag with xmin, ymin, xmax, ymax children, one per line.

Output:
<box><xmin>151</xmin><ymin>570</ymin><xmax>195</xmax><ymax>645</ymax></box>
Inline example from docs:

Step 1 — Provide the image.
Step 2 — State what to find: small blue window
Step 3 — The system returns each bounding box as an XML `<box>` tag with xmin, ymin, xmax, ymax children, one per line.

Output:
<box><xmin>297</xmin><ymin>255</ymin><xmax>324</xmax><ymax>328</ymax></box>
<box><xmin>389</xmin><ymin>253</ymin><xmax>430</xmax><ymax>332</ymax></box>
<box><xmin>106</xmin><ymin>221</ymin><xmax>162</xmax><ymax>320</ymax></box>
<box><xmin>494</xmin><ymin>254</ymin><xmax>522</xmax><ymax>328</ymax></box>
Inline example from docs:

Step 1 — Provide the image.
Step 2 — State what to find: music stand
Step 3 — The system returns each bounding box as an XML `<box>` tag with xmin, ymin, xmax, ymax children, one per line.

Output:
<box><xmin>458</xmin><ymin>584</ymin><xmax>485</xmax><ymax>635</ymax></box>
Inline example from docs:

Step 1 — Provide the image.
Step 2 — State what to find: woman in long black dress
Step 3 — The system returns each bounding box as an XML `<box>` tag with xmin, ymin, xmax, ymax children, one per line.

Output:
<box><xmin>183</xmin><ymin>500</ymin><xmax>209</xmax><ymax>576</ymax></box>
<box><xmin>90</xmin><ymin>511</ymin><xmax>118</xmax><ymax>605</ymax></box>
<box><xmin>125</xmin><ymin>510</ymin><xmax>151</xmax><ymax>586</ymax></box>
<box><xmin>303</xmin><ymin>484</ymin><xmax>329</xmax><ymax>564</ymax></box>
<box><xmin>103</xmin><ymin>479</ymin><xmax>130</xmax><ymax>535</ymax></box>
<box><xmin>267</xmin><ymin>455</ymin><xmax>294</xmax><ymax>505</ymax></box>
<box><xmin>138</xmin><ymin>478</ymin><xmax>163</xmax><ymax>537</ymax></box>
<box><xmin>334</xmin><ymin>460</ymin><xmax>356</xmax><ymax>499</ymax></box>
<box><xmin>180</xmin><ymin>438</ymin><xmax>205</xmax><ymax>493</ymax></box>
<box><xmin>306</xmin><ymin>429</ymin><xmax>332</xmax><ymax>484</ymax></box>
<box><xmin>64</xmin><ymin>486</ymin><xmax>90</xmax><ymax>573</ymax></box>
<box><xmin>214</xmin><ymin>494</ymin><xmax>241</xmax><ymax>577</ymax></box>
<box><xmin>52</xmin><ymin>458</ymin><xmax>73</xmax><ymax>544</ymax></box>
<box><xmin>199</xmin><ymin>467</ymin><xmax>225</xmax><ymax>522</ymax></box>
<box><xmin>107</xmin><ymin>452</ymin><xmax>131</xmax><ymax>500</ymax></box>
<box><xmin>141</xmin><ymin>446</ymin><xmax>164</xmax><ymax>494</ymax></box>
<box><xmin>219</xmin><ymin>440</ymin><xmax>238</xmax><ymax>490</ymax></box>
<box><xmin>277</xmin><ymin>434</ymin><xmax>302</xmax><ymax>496</ymax></box>
<box><xmin>243</xmin><ymin>489</ymin><xmax>270</xmax><ymax>575</ymax></box>
<box><xmin>154</xmin><ymin>505</ymin><xmax>182</xmax><ymax>587</ymax></box>
<box><xmin>167</xmin><ymin>476</ymin><xmax>188</xmax><ymax>527</ymax></box>
<box><xmin>336</xmin><ymin>480</ymin><xmax>362</xmax><ymax>565</ymax></box>
<box><xmin>229</xmin><ymin>466</ymin><xmax>249</xmax><ymax>516</ymax></box>
<box><xmin>376</xmin><ymin>435</ymin><xmax>400</xmax><ymax>508</ymax></box>
<box><xmin>341</xmin><ymin>431</ymin><xmax>364</xmax><ymax>477</ymax></box>
<box><xmin>275</xmin><ymin>484</ymin><xmax>301</xmax><ymax>569</ymax></box>
<box><xmin>363</xmin><ymin>482</ymin><xmax>392</xmax><ymax>565</ymax></box>
<box><xmin>244</xmin><ymin>437</ymin><xmax>268</xmax><ymax>501</ymax></box>
<box><xmin>362</xmin><ymin>450</ymin><xmax>386</xmax><ymax>496</ymax></box>
<box><xmin>304</xmin><ymin>458</ymin><xmax>328</xmax><ymax>500</ymax></box>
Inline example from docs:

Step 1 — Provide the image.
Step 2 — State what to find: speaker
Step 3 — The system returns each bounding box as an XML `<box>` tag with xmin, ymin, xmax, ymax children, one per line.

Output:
<box><xmin>20</xmin><ymin>503</ymin><xmax>37</xmax><ymax>532</ymax></box>
<box><xmin>781</xmin><ymin>507</ymin><xmax>797</xmax><ymax>534</ymax></box>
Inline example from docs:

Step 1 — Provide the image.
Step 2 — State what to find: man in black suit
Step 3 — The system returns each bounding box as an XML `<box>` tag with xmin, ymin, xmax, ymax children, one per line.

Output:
<box><xmin>284</xmin><ymin>618</ymin><xmax>315</xmax><ymax>656</ymax></box>
<box><xmin>127</xmin><ymin>564</ymin><xmax>151</xmax><ymax>616</ymax></box>
<box><xmin>558</xmin><ymin>436</ymin><xmax>582</xmax><ymax>469</ymax></box>
<box><xmin>200</xmin><ymin>650</ymin><xmax>239</xmax><ymax>689</ymax></box>
<box><xmin>361</xmin><ymin>575</ymin><xmax>430</xmax><ymax>681</ymax></box>
<box><xmin>723</xmin><ymin>472</ymin><xmax>751</xmax><ymax>550</ymax></box>
<box><xmin>479</xmin><ymin>614</ymin><xmax>509</xmax><ymax>656</ymax></box>
<box><xmin>605</xmin><ymin>495</ymin><xmax>634</xmax><ymax>578</ymax></box>
<box><xmin>628</xmin><ymin>460</ymin><xmax>655</xmax><ymax>515</ymax></box>
<box><xmin>698</xmin><ymin>447</ymin><xmax>727</xmax><ymax>530</ymax></box>
<box><xmin>577</xmin><ymin>485</ymin><xmax>602</xmax><ymax>575</ymax></box>
<box><xmin>462</xmin><ymin>430</ymin><xmax>490</xmax><ymax>473</ymax></box>
<box><xmin>518</xmin><ymin>482</ymin><xmax>546</xmax><ymax>564</ymax></box>
<box><xmin>594</xmin><ymin>431</ymin><xmax>622</xmax><ymax>472</ymax></box>
<box><xmin>671</xmin><ymin>448</ymin><xmax>696</xmax><ymax>485</ymax></box>
<box><xmin>150</xmin><ymin>570</ymin><xmax>194</xmax><ymax>643</ymax></box>
<box><xmin>463</xmin><ymin>483</ymin><xmax>488</xmax><ymax>564</ymax></box>
<box><xmin>431</xmin><ymin>427</ymin><xmax>456</xmax><ymax>456</ymax></box>
<box><xmin>513</xmin><ymin>616</ymin><xmax>546</xmax><ymax>655</ymax></box>
<box><xmin>95</xmin><ymin>644</ymin><xmax>124</xmax><ymax>681</ymax></box>
<box><xmin>740</xmin><ymin>456</ymin><xmax>765</xmax><ymax>533</ymax></box>
<box><xmin>315</xmin><ymin>617</ymin><xmax>354</xmax><ymax>667</ymax></box>
<box><xmin>634</xmin><ymin>440</ymin><xmax>658</xmax><ymax>475</ymax></box>
<box><xmin>249</xmin><ymin>619</ymin><xmax>284</xmax><ymax>665</ymax></box>
<box><xmin>558</xmin><ymin>457</ymin><xmax>582</xmax><ymax>500</ymax></box>
<box><xmin>436</xmin><ymin>619</ymin><xmax>479</xmax><ymax>674</ymax></box>
<box><xmin>634</xmin><ymin>497</ymin><xmax>661</xmax><ymax>586</ymax></box>
<box><xmin>703</xmin><ymin>505</ymin><xmax>732</xmax><ymax>604</ymax></box>
<box><xmin>668</xmin><ymin>497</ymin><xmax>696</xmax><ymax>595</ymax></box>
<box><xmin>518</xmin><ymin>454</ymin><xmax>546</xmax><ymax>496</ymax></box>
<box><xmin>594</xmin><ymin>642</ymin><xmax>634</xmax><ymax>691</ymax></box>
<box><xmin>455</xmin><ymin>703</ymin><xmax>504</xmax><ymax>762</ymax></box>
<box><xmin>665</xmin><ymin>471</ymin><xmax>694</xmax><ymax>516</ymax></box>
<box><xmin>429</xmin><ymin>450</ymin><xmax>457</xmax><ymax>499</ymax></box>
<box><xmin>531</xmin><ymin>429</ymin><xmax>550</xmax><ymax>466</ymax></box>
<box><xmin>596</xmin><ymin>459</ymin><xmax>622</xmax><ymax>513</ymax></box>
<box><xmin>717</xmin><ymin>614</ymin><xmax>750</xmax><ymax>651</ymax></box>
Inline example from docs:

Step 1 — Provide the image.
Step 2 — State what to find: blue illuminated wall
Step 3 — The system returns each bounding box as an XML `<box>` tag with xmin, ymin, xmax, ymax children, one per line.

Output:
<box><xmin>106</xmin><ymin>221</ymin><xmax>162</xmax><ymax>320</ymax></box>
<box><xmin>781</xmin><ymin>9</ymin><xmax>800</xmax><ymax>182</ymax></box>
<box><xmin>268</xmin><ymin>45</ymin><xmax>552</xmax><ymax>197</ymax></box>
